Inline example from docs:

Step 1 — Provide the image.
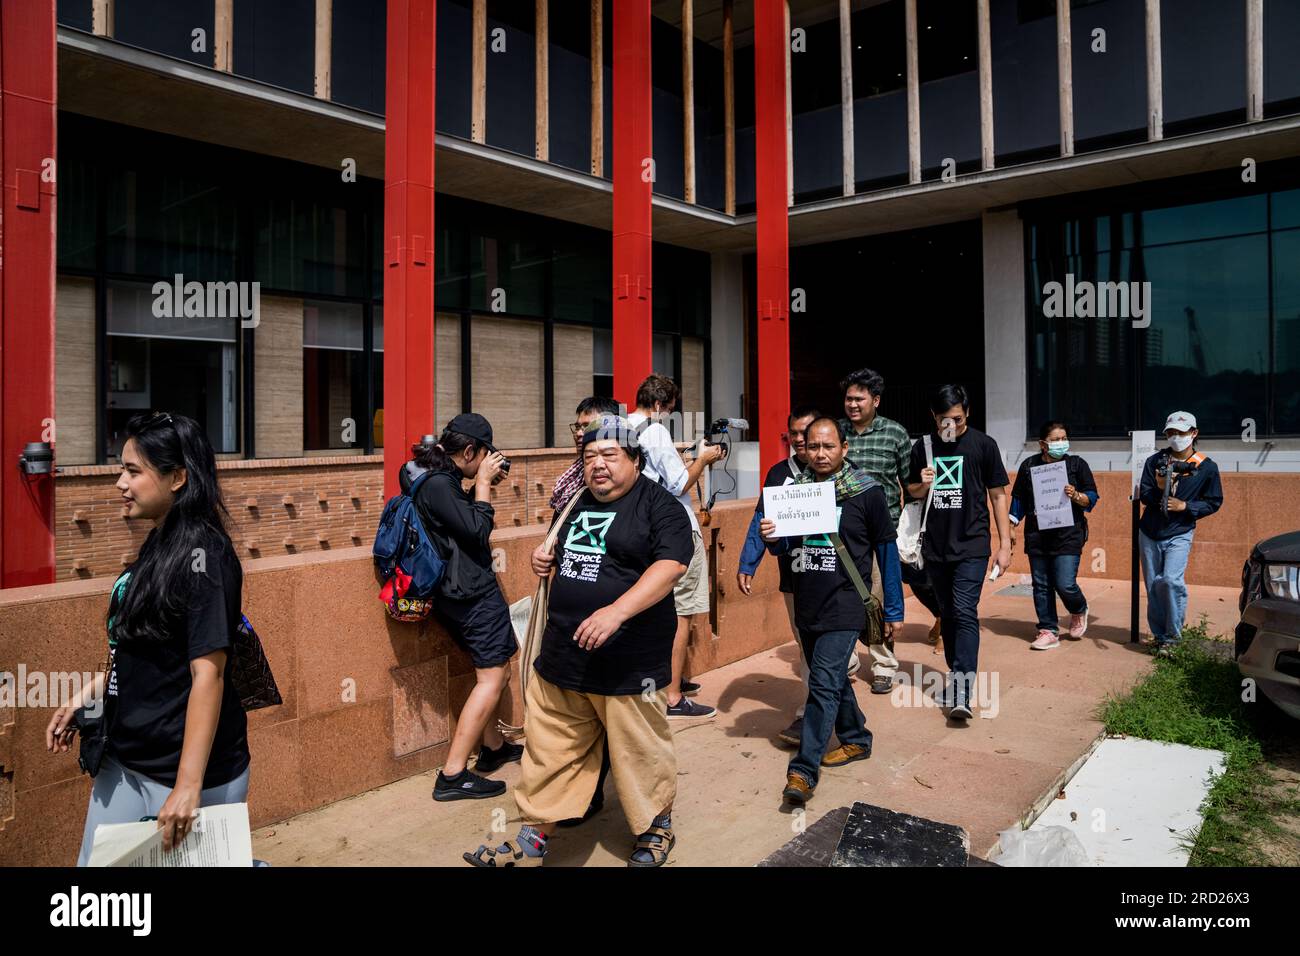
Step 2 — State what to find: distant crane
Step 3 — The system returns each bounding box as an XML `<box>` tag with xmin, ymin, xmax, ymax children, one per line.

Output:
<box><xmin>1184</xmin><ymin>306</ymin><xmax>1206</xmax><ymax>375</ymax></box>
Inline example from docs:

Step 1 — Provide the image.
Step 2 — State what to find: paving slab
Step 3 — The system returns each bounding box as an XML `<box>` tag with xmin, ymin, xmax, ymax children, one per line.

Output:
<box><xmin>252</xmin><ymin>577</ymin><xmax>1240</xmax><ymax>866</ymax></box>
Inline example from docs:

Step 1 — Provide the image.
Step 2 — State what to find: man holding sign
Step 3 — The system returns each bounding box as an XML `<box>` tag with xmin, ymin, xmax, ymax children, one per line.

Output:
<box><xmin>1009</xmin><ymin>420</ymin><xmax>1098</xmax><ymax>651</ymax></box>
<box><xmin>761</xmin><ymin>418</ymin><xmax>904</xmax><ymax>807</ymax></box>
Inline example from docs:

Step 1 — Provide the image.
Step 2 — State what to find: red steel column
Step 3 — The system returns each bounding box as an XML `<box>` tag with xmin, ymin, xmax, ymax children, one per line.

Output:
<box><xmin>754</xmin><ymin>0</ymin><xmax>790</xmax><ymax>473</ymax></box>
<box><xmin>0</xmin><ymin>1</ymin><xmax>57</xmax><ymax>587</ymax></box>
<box><xmin>383</xmin><ymin>0</ymin><xmax>437</xmax><ymax>500</ymax></box>
<box><xmin>612</xmin><ymin>0</ymin><xmax>653</xmax><ymax>410</ymax></box>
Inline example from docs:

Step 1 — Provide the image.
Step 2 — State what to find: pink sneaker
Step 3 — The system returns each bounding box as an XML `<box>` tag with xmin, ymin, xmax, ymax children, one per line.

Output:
<box><xmin>1068</xmin><ymin>610</ymin><xmax>1088</xmax><ymax>639</ymax></box>
<box><xmin>1030</xmin><ymin>629</ymin><xmax>1060</xmax><ymax>651</ymax></box>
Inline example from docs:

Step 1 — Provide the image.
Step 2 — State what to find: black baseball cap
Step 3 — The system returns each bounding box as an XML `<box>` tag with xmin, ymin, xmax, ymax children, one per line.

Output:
<box><xmin>444</xmin><ymin>412</ymin><xmax>497</xmax><ymax>453</ymax></box>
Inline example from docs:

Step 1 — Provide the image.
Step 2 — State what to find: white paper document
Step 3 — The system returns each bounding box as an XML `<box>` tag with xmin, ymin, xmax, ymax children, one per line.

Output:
<box><xmin>763</xmin><ymin>481</ymin><xmax>838</xmax><ymax>537</ymax></box>
<box><xmin>1131</xmin><ymin>430</ymin><xmax>1156</xmax><ymax>498</ymax></box>
<box><xmin>1030</xmin><ymin>460</ymin><xmax>1074</xmax><ymax>530</ymax></box>
<box><xmin>87</xmin><ymin>802</ymin><xmax>253</xmax><ymax>867</ymax></box>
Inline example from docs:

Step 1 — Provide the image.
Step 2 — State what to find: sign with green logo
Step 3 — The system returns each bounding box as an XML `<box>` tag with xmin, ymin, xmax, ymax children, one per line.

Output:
<box><xmin>933</xmin><ymin>456</ymin><xmax>964</xmax><ymax>491</ymax></box>
<box><xmin>564</xmin><ymin>511</ymin><xmax>616</xmax><ymax>554</ymax></box>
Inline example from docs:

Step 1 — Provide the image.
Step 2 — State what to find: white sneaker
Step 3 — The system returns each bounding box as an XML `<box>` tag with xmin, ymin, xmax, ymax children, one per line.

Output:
<box><xmin>1030</xmin><ymin>629</ymin><xmax>1060</xmax><ymax>651</ymax></box>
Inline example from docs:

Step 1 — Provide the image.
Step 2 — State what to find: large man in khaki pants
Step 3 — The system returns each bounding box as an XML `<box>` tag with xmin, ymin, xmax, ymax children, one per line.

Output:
<box><xmin>464</xmin><ymin>416</ymin><xmax>692</xmax><ymax>868</ymax></box>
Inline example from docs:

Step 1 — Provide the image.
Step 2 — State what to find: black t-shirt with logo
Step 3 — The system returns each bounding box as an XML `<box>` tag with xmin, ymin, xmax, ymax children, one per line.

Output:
<box><xmin>535</xmin><ymin>476</ymin><xmax>694</xmax><ymax>695</ymax></box>
<box><xmin>907</xmin><ymin>427</ymin><xmax>1010</xmax><ymax>563</ymax></box>
<box><xmin>789</xmin><ymin>483</ymin><xmax>897</xmax><ymax>634</ymax></box>
<box><xmin>105</xmin><ymin>535</ymin><xmax>250</xmax><ymax>789</ymax></box>
<box><xmin>1009</xmin><ymin>453</ymin><xmax>1097</xmax><ymax>556</ymax></box>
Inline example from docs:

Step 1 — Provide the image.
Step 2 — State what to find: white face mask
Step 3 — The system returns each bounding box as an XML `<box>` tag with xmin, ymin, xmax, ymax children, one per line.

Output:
<box><xmin>1168</xmin><ymin>434</ymin><xmax>1194</xmax><ymax>452</ymax></box>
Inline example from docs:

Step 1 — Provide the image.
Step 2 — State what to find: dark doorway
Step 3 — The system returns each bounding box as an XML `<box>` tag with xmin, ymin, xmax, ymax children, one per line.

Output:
<box><xmin>785</xmin><ymin>220</ymin><xmax>985</xmax><ymax>436</ymax></box>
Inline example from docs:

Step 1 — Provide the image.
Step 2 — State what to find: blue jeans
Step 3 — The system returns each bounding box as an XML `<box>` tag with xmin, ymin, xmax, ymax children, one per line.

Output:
<box><xmin>927</xmin><ymin>557</ymin><xmax>988</xmax><ymax>702</ymax></box>
<box><xmin>1029</xmin><ymin>553</ymin><xmax>1087</xmax><ymax>632</ymax></box>
<box><xmin>1139</xmin><ymin>528</ymin><xmax>1194</xmax><ymax>644</ymax></box>
<box><xmin>789</xmin><ymin>629</ymin><xmax>872</xmax><ymax>788</ymax></box>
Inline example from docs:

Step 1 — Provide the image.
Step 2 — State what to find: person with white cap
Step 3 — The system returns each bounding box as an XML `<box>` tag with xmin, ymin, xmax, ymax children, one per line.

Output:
<box><xmin>1136</xmin><ymin>411</ymin><xmax>1223</xmax><ymax>655</ymax></box>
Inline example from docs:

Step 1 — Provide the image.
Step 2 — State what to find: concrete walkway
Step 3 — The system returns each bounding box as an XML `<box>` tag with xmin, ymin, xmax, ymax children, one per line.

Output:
<box><xmin>251</xmin><ymin>576</ymin><xmax>1241</xmax><ymax>866</ymax></box>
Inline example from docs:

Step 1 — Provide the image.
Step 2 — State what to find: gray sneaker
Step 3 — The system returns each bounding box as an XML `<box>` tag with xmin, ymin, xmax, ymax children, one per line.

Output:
<box><xmin>667</xmin><ymin>697</ymin><xmax>716</xmax><ymax>720</ymax></box>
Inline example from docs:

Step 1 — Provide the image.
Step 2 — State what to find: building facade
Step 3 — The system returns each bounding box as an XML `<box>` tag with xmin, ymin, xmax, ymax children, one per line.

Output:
<box><xmin>28</xmin><ymin>0</ymin><xmax>1300</xmax><ymax>582</ymax></box>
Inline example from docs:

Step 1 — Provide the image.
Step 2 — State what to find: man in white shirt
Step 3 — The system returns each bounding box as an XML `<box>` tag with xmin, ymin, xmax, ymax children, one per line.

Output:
<box><xmin>628</xmin><ymin>374</ymin><xmax>723</xmax><ymax>719</ymax></box>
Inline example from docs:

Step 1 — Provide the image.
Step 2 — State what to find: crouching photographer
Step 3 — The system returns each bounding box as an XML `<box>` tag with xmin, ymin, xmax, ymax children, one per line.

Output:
<box><xmin>1137</xmin><ymin>411</ymin><xmax>1224</xmax><ymax>654</ymax></box>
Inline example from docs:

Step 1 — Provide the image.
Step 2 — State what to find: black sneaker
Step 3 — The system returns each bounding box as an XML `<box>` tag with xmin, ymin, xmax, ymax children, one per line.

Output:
<box><xmin>433</xmin><ymin>769</ymin><xmax>506</xmax><ymax>801</ymax></box>
<box><xmin>680</xmin><ymin>679</ymin><xmax>702</xmax><ymax>697</ymax></box>
<box><xmin>667</xmin><ymin>697</ymin><xmax>716</xmax><ymax>720</ymax></box>
<box><xmin>475</xmin><ymin>741</ymin><xmax>524</xmax><ymax>774</ymax></box>
<box><xmin>777</xmin><ymin>717</ymin><xmax>804</xmax><ymax>746</ymax></box>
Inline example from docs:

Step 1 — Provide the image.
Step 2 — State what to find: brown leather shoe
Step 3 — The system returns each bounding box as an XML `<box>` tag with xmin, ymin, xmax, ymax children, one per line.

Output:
<box><xmin>822</xmin><ymin>742</ymin><xmax>872</xmax><ymax>766</ymax></box>
<box><xmin>782</xmin><ymin>773</ymin><xmax>814</xmax><ymax>806</ymax></box>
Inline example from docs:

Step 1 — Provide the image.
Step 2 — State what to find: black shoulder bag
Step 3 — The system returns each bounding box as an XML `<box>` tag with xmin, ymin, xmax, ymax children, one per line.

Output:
<box><xmin>830</xmin><ymin>533</ymin><xmax>886</xmax><ymax>649</ymax></box>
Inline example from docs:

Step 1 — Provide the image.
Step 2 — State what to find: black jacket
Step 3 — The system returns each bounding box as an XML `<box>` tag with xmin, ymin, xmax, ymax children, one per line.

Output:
<box><xmin>412</xmin><ymin>469</ymin><xmax>500</xmax><ymax>601</ymax></box>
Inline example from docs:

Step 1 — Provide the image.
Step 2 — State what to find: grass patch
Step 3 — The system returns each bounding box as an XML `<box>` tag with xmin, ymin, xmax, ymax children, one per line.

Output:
<box><xmin>1099</xmin><ymin>617</ymin><xmax>1300</xmax><ymax>866</ymax></box>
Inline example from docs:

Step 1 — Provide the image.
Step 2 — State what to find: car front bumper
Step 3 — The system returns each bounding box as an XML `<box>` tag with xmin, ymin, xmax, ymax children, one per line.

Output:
<box><xmin>1237</xmin><ymin>597</ymin><xmax>1300</xmax><ymax>720</ymax></box>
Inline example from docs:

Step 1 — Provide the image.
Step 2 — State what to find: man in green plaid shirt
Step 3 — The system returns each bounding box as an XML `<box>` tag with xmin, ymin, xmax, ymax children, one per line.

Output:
<box><xmin>838</xmin><ymin>368</ymin><xmax>942</xmax><ymax>693</ymax></box>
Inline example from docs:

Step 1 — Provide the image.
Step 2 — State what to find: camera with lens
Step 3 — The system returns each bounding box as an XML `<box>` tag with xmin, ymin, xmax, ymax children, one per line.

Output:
<box><xmin>703</xmin><ymin>417</ymin><xmax>748</xmax><ymax>459</ymax></box>
<box><xmin>1156</xmin><ymin>455</ymin><xmax>1197</xmax><ymax>480</ymax></box>
<box><xmin>1157</xmin><ymin>454</ymin><xmax>1198</xmax><ymax>515</ymax></box>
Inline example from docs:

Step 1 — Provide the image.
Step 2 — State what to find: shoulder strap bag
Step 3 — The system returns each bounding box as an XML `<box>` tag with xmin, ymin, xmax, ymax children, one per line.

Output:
<box><xmin>829</xmin><ymin>532</ymin><xmax>886</xmax><ymax>649</ymax></box>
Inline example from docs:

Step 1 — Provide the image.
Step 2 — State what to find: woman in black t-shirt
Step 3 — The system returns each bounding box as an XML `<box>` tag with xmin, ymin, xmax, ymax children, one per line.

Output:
<box><xmin>1009</xmin><ymin>420</ymin><xmax>1098</xmax><ymax>650</ymax></box>
<box><xmin>46</xmin><ymin>412</ymin><xmax>251</xmax><ymax>865</ymax></box>
<box><xmin>411</xmin><ymin>413</ymin><xmax>523</xmax><ymax>803</ymax></box>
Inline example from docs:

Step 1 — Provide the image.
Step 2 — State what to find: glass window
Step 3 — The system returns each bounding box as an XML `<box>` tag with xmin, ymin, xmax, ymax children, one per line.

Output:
<box><xmin>1139</xmin><ymin>195</ymin><xmax>1267</xmax><ymax>247</ymax></box>
<box><xmin>1139</xmin><ymin>234</ymin><xmax>1269</xmax><ymax>435</ymax></box>
<box><xmin>105</xmin><ymin>280</ymin><xmax>240</xmax><ymax>458</ymax></box>
<box><xmin>1271</xmin><ymin>229</ymin><xmax>1300</xmax><ymax>433</ymax></box>
<box><xmin>1070</xmin><ymin>0</ymin><xmax>1146</xmax><ymax>150</ymax></box>
<box><xmin>303</xmin><ymin>300</ymin><xmax>366</xmax><ymax>451</ymax></box>
<box><xmin>104</xmin><ymin>163</ymin><xmax>241</xmax><ymax>283</ymax></box>
<box><xmin>331</xmin><ymin>0</ymin><xmax>386</xmax><ymax>114</ymax></box>
<box><xmin>552</xmin><ymin>229</ymin><xmax>610</xmax><ymax>324</ymax></box>
<box><xmin>373</xmin><ymin>306</ymin><xmax>385</xmax><ymax>449</ymax></box>
<box><xmin>437</xmin><ymin>0</ymin><xmax>474</xmax><ymax>137</ymax></box>
<box><xmin>469</xmin><ymin>232</ymin><xmax>546</xmax><ymax>317</ymax></box>
<box><xmin>918</xmin><ymin>0</ymin><xmax>980</xmax><ymax>178</ymax></box>
<box><xmin>991</xmin><ymin>0</ymin><xmax>1060</xmax><ymax>165</ymax></box>
<box><xmin>548</xmin><ymin>0</ymin><xmax>593</xmax><ymax>174</ymax></box>
<box><xmin>853</xmin><ymin>0</ymin><xmax>909</xmax><ymax>190</ymax></box>
<box><xmin>115</xmin><ymin>0</ymin><xmax>215</xmax><ymax>66</ymax></box>
<box><xmin>232</xmin><ymin>0</ymin><xmax>316</xmax><ymax>96</ymax></box>
<box><xmin>58</xmin><ymin>0</ymin><xmax>93</xmax><ymax>32</ymax></box>
<box><xmin>1265</xmin><ymin>0</ymin><xmax>1300</xmax><ymax>118</ymax></box>
<box><xmin>592</xmin><ymin>327</ymin><xmax>614</xmax><ymax>400</ymax></box>
<box><xmin>1161</xmin><ymin>0</ymin><xmax>1247</xmax><ymax>133</ymax></box>
<box><xmin>485</xmin><ymin>0</ymin><xmax>537</xmax><ymax>157</ymax></box>
<box><xmin>1028</xmin><ymin>189</ymin><xmax>1293</xmax><ymax>438</ymax></box>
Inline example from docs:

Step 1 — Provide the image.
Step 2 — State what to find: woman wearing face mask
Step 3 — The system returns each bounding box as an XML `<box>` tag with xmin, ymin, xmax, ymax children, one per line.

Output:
<box><xmin>46</xmin><ymin>412</ymin><xmax>251</xmax><ymax>866</ymax></box>
<box><xmin>1008</xmin><ymin>421</ymin><xmax>1098</xmax><ymax>651</ymax></box>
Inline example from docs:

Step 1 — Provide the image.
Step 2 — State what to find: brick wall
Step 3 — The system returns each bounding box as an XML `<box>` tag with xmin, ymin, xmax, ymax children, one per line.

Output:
<box><xmin>54</xmin><ymin>449</ymin><xmax>579</xmax><ymax>581</ymax></box>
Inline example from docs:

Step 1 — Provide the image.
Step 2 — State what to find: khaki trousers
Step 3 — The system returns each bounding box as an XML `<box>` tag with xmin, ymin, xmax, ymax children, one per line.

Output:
<box><xmin>514</xmin><ymin>674</ymin><xmax>677</xmax><ymax>836</ymax></box>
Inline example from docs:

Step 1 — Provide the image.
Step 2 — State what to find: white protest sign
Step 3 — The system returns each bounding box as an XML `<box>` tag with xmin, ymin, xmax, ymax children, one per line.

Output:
<box><xmin>763</xmin><ymin>481</ymin><xmax>838</xmax><ymax>537</ymax></box>
<box><xmin>1131</xmin><ymin>430</ymin><xmax>1156</xmax><ymax>498</ymax></box>
<box><xmin>1030</xmin><ymin>459</ymin><xmax>1073</xmax><ymax>530</ymax></box>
